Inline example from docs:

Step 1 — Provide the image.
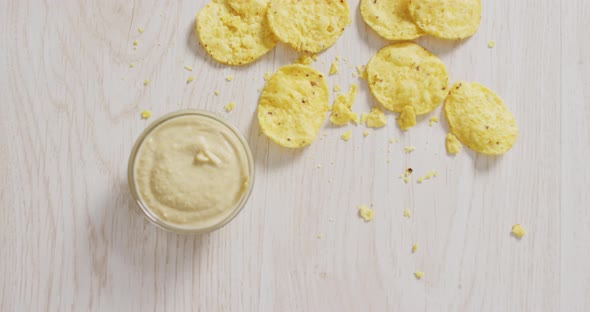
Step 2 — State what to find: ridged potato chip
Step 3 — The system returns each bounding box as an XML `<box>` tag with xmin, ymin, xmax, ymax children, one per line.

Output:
<box><xmin>267</xmin><ymin>0</ymin><xmax>350</xmax><ymax>53</ymax></box>
<box><xmin>197</xmin><ymin>0</ymin><xmax>277</xmax><ymax>65</ymax></box>
<box><xmin>360</xmin><ymin>0</ymin><xmax>424</xmax><ymax>40</ymax></box>
<box><xmin>408</xmin><ymin>0</ymin><xmax>482</xmax><ymax>40</ymax></box>
<box><xmin>258</xmin><ymin>64</ymin><xmax>329</xmax><ymax>148</ymax></box>
<box><xmin>366</xmin><ymin>42</ymin><xmax>448</xmax><ymax>115</ymax></box>
<box><xmin>444</xmin><ymin>82</ymin><xmax>518</xmax><ymax>155</ymax></box>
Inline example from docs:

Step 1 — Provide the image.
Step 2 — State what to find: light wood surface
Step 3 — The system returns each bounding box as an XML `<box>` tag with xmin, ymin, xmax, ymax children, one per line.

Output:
<box><xmin>1</xmin><ymin>1</ymin><xmax>588</xmax><ymax>311</ymax></box>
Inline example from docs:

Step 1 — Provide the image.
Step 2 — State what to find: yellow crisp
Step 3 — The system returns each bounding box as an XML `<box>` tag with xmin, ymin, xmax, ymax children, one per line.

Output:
<box><xmin>140</xmin><ymin>110</ymin><xmax>152</xmax><ymax>119</ymax></box>
<box><xmin>267</xmin><ymin>0</ymin><xmax>350</xmax><ymax>53</ymax></box>
<box><xmin>446</xmin><ymin>133</ymin><xmax>462</xmax><ymax>155</ymax></box>
<box><xmin>512</xmin><ymin>224</ymin><xmax>526</xmax><ymax>238</ymax></box>
<box><xmin>187</xmin><ymin>76</ymin><xmax>195</xmax><ymax>83</ymax></box>
<box><xmin>444</xmin><ymin>81</ymin><xmax>518</xmax><ymax>155</ymax></box>
<box><xmin>414</xmin><ymin>271</ymin><xmax>424</xmax><ymax>279</ymax></box>
<box><xmin>330</xmin><ymin>84</ymin><xmax>359</xmax><ymax>126</ymax></box>
<box><xmin>403</xmin><ymin>208</ymin><xmax>412</xmax><ymax>218</ymax></box>
<box><xmin>412</xmin><ymin>243</ymin><xmax>418</xmax><ymax>253</ymax></box>
<box><xmin>258</xmin><ymin>64</ymin><xmax>329</xmax><ymax>148</ymax></box>
<box><xmin>329</xmin><ymin>60</ymin><xmax>339</xmax><ymax>75</ymax></box>
<box><xmin>358</xmin><ymin>205</ymin><xmax>374</xmax><ymax>222</ymax></box>
<box><xmin>366</xmin><ymin>107</ymin><xmax>387</xmax><ymax>128</ymax></box>
<box><xmin>360</xmin><ymin>0</ymin><xmax>423</xmax><ymax>40</ymax></box>
<box><xmin>429</xmin><ymin>116</ymin><xmax>439</xmax><ymax>126</ymax></box>
<box><xmin>143</xmin><ymin>79</ymin><xmax>150</xmax><ymax>86</ymax></box>
<box><xmin>398</xmin><ymin>106</ymin><xmax>417</xmax><ymax>130</ymax></box>
<box><xmin>341</xmin><ymin>130</ymin><xmax>352</xmax><ymax>141</ymax></box>
<box><xmin>225</xmin><ymin>101</ymin><xmax>235</xmax><ymax>112</ymax></box>
<box><xmin>196</xmin><ymin>0</ymin><xmax>277</xmax><ymax>65</ymax></box>
<box><xmin>184</xmin><ymin>65</ymin><xmax>193</xmax><ymax>71</ymax></box>
<box><xmin>408</xmin><ymin>0</ymin><xmax>482</xmax><ymax>40</ymax></box>
<box><xmin>367</xmin><ymin>43</ymin><xmax>448</xmax><ymax>115</ymax></box>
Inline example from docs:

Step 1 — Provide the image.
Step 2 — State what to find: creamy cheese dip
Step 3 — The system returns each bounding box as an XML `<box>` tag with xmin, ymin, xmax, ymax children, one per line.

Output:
<box><xmin>129</xmin><ymin>111</ymin><xmax>253</xmax><ymax>232</ymax></box>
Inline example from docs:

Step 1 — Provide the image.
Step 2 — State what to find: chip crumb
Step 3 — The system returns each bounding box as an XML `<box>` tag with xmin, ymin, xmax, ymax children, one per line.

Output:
<box><xmin>329</xmin><ymin>60</ymin><xmax>339</xmax><ymax>75</ymax></box>
<box><xmin>366</xmin><ymin>107</ymin><xmax>387</xmax><ymax>128</ymax></box>
<box><xmin>398</xmin><ymin>106</ymin><xmax>417</xmax><ymax>130</ymax></box>
<box><xmin>316</xmin><ymin>164</ymin><xmax>322</xmax><ymax>169</ymax></box>
<box><xmin>341</xmin><ymin>130</ymin><xmax>352</xmax><ymax>141</ymax></box>
<box><xmin>225</xmin><ymin>101</ymin><xmax>235</xmax><ymax>112</ymax></box>
<box><xmin>356</xmin><ymin>65</ymin><xmax>367</xmax><ymax>80</ymax></box>
<box><xmin>358</xmin><ymin>205</ymin><xmax>374</xmax><ymax>222</ymax></box>
<box><xmin>389</xmin><ymin>138</ymin><xmax>396</xmax><ymax>144</ymax></box>
<box><xmin>512</xmin><ymin>224</ymin><xmax>526</xmax><ymax>239</ymax></box>
<box><xmin>428</xmin><ymin>116</ymin><xmax>439</xmax><ymax>127</ymax></box>
<box><xmin>333</xmin><ymin>84</ymin><xmax>341</xmax><ymax>92</ymax></box>
<box><xmin>264</xmin><ymin>71</ymin><xmax>272</xmax><ymax>81</ymax></box>
<box><xmin>330</xmin><ymin>84</ymin><xmax>359</xmax><ymax>126</ymax></box>
<box><xmin>316</xmin><ymin>233</ymin><xmax>324</xmax><ymax>239</ymax></box>
<box><xmin>226</xmin><ymin>75</ymin><xmax>234</xmax><ymax>81</ymax></box>
<box><xmin>215</xmin><ymin>90</ymin><xmax>220</xmax><ymax>96</ymax></box>
<box><xmin>141</xmin><ymin>110</ymin><xmax>152</xmax><ymax>119</ymax></box>
<box><xmin>129</xmin><ymin>63</ymin><xmax>135</xmax><ymax>68</ymax></box>
<box><xmin>404</xmin><ymin>146</ymin><xmax>416</xmax><ymax>153</ymax></box>
<box><xmin>360</xmin><ymin>112</ymin><xmax>368</xmax><ymax>125</ymax></box>
<box><xmin>133</xmin><ymin>40</ymin><xmax>139</xmax><ymax>46</ymax></box>
<box><xmin>403</xmin><ymin>177</ymin><xmax>410</xmax><ymax>183</ymax></box>
<box><xmin>412</xmin><ymin>243</ymin><xmax>418</xmax><ymax>253</ymax></box>
<box><xmin>187</xmin><ymin>76</ymin><xmax>195</xmax><ymax>83</ymax></box>
<box><xmin>417</xmin><ymin>177</ymin><xmax>424</xmax><ymax>184</ymax></box>
<box><xmin>488</xmin><ymin>40</ymin><xmax>496</xmax><ymax>48</ymax></box>
<box><xmin>138</xmin><ymin>27</ymin><xmax>144</xmax><ymax>33</ymax></box>
<box><xmin>184</xmin><ymin>65</ymin><xmax>193</xmax><ymax>71</ymax></box>
<box><xmin>335</xmin><ymin>56</ymin><xmax>340</xmax><ymax>61</ymax></box>
<box><xmin>295</xmin><ymin>53</ymin><xmax>317</xmax><ymax>65</ymax></box>
<box><xmin>143</xmin><ymin>79</ymin><xmax>150</xmax><ymax>86</ymax></box>
<box><xmin>403</xmin><ymin>208</ymin><xmax>412</xmax><ymax>218</ymax></box>
<box><xmin>446</xmin><ymin>133</ymin><xmax>463</xmax><ymax>155</ymax></box>
<box><xmin>363</xmin><ymin>131</ymin><xmax>370</xmax><ymax>137</ymax></box>
<box><xmin>414</xmin><ymin>271</ymin><xmax>424</xmax><ymax>279</ymax></box>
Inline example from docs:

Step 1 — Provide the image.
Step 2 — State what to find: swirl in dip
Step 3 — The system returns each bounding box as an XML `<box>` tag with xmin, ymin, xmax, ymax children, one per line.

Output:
<box><xmin>130</xmin><ymin>112</ymin><xmax>252</xmax><ymax>232</ymax></box>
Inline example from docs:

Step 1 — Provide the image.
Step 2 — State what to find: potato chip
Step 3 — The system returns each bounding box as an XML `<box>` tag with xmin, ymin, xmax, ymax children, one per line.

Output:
<box><xmin>330</xmin><ymin>84</ymin><xmax>359</xmax><ymax>126</ymax></box>
<box><xmin>197</xmin><ymin>0</ymin><xmax>277</xmax><ymax>65</ymax></box>
<box><xmin>360</xmin><ymin>0</ymin><xmax>424</xmax><ymax>40</ymax></box>
<box><xmin>366</xmin><ymin>43</ymin><xmax>448</xmax><ymax>115</ymax></box>
<box><xmin>267</xmin><ymin>0</ymin><xmax>350</xmax><ymax>53</ymax></box>
<box><xmin>398</xmin><ymin>106</ymin><xmax>416</xmax><ymax>130</ymax></box>
<box><xmin>258</xmin><ymin>64</ymin><xmax>329</xmax><ymax>148</ymax></box>
<box><xmin>444</xmin><ymin>82</ymin><xmax>518</xmax><ymax>155</ymax></box>
<box><xmin>408</xmin><ymin>0</ymin><xmax>482</xmax><ymax>40</ymax></box>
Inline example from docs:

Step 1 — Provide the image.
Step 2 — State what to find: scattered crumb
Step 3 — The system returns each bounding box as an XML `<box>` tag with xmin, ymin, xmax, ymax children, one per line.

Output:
<box><xmin>404</xmin><ymin>146</ymin><xmax>416</xmax><ymax>153</ymax></box>
<box><xmin>404</xmin><ymin>177</ymin><xmax>410</xmax><ymax>183</ymax></box>
<box><xmin>335</xmin><ymin>56</ymin><xmax>340</xmax><ymax>61</ymax></box>
<box><xmin>402</xmin><ymin>168</ymin><xmax>413</xmax><ymax>184</ymax></box>
<box><xmin>138</xmin><ymin>27</ymin><xmax>144</xmax><ymax>33</ymax></box>
<box><xmin>143</xmin><ymin>79</ymin><xmax>150</xmax><ymax>86</ymax></box>
<box><xmin>417</xmin><ymin>177</ymin><xmax>425</xmax><ymax>184</ymax></box>
<box><xmin>403</xmin><ymin>208</ymin><xmax>412</xmax><ymax>218</ymax></box>
<box><xmin>333</xmin><ymin>84</ymin><xmax>341</xmax><ymax>92</ymax></box>
<box><xmin>428</xmin><ymin>116</ymin><xmax>439</xmax><ymax>127</ymax></box>
<box><xmin>416</xmin><ymin>170</ymin><xmax>438</xmax><ymax>184</ymax></box>
<box><xmin>360</xmin><ymin>112</ymin><xmax>368</xmax><ymax>125</ymax></box>
<box><xmin>141</xmin><ymin>110</ymin><xmax>152</xmax><ymax>119</ymax></box>
<box><xmin>398</xmin><ymin>106</ymin><xmax>417</xmax><ymax>130</ymax></box>
<box><xmin>264</xmin><ymin>71</ymin><xmax>272</xmax><ymax>81</ymax></box>
<box><xmin>363</xmin><ymin>131</ymin><xmax>370</xmax><ymax>137</ymax></box>
<box><xmin>129</xmin><ymin>63</ymin><xmax>135</xmax><ymax>68</ymax></box>
<box><xmin>225</xmin><ymin>101</ymin><xmax>235</xmax><ymax>112</ymax></box>
<box><xmin>356</xmin><ymin>65</ymin><xmax>367</xmax><ymax>80</ymax></box>
<box><xmin>257</xmin><ymin>87</ymin><xmax>262</xmax><ymax>92</ymax></box>
<box><xmin>330</xmin><ymin>84</ymin><xmax>359</xmax><ymax>126</ymax></box>
<box><xmin>316</xmin><ymin>233</ymin><xmax>324</xmax><ymax>239</ymax></box>
<box><xmin>366</xmin><ymin>107</ymin><xmax>387</xmax><ymax>128</ymax></box>
<box><xmin>133</xmin><ymin>40</ymin><xmax>139</xmax><ymax>46</ymax></box>
<box><xmin>316</xmin><ymin>164</ymin><xmax>322</xmax><ymax>169</ymax></box>
<box><xmin>295</xmin><ymin>53</ymin><xmax>317</xmax><ymax>65</ymax></box>
<box><xmin>215</xmin><ymin>90</ymin><xmax>220</xmax><ymax>96</ymax></box>
<box><xmin>389</xmin><ymin>138</ymin><xmax>396</xmax><ymax>144</ymax></box>
<box><xmin>412</xmin><ymin>243</ymin><xmax>418</xmax><ymax>253</ymax></box>
<box><xmin>414</xmin><ymin>271</ymin><xmax>424</xmax><ymax>279</ymax></box>
<box><xmin>226</xmin><ymin>75</ymin><xmax>234</xmax><ymax>81</ymax></box>
<box><xmin>488</xmin><ymin>40</ymin><xmax>496</xmax><ymax>48</ymax></box>
<box><xmin>341</xmin><ymin>130</ymin><xmax>352</xmax><ymax>141</ymax></box>
<box><xmin>329</xmin><ymin>60</ymin><xmax>339</xmax><ymax>75</ymax></box>
<box><xmin>358</xmin><ymin>205</ymin><xmax>374</xmax><ymax>222</ymax></box>
<box><xmin>187</xmin><ymin>76</ymin><xmax>195</xmax><ymax>83</ymax></box>
<box><xmin>446</xmin><ymin>133</ymin><xmax>462</xmax><ymax>155</ymax></box>
<box><xmin>512</xmin><ymin>224</ymin><xmax>526</xmax><ymax>238</ymax></box>
<box><xmin>184</xmin><ymin>65</ymin><xmax>193</xmax><ymax>71</ymax></box>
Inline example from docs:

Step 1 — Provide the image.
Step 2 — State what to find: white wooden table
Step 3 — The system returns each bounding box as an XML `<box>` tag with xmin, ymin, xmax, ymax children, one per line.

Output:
<box><xmin>2</xmin><ymin>1</ymin><xmax>589</xmax><ymax>311</ymax></box>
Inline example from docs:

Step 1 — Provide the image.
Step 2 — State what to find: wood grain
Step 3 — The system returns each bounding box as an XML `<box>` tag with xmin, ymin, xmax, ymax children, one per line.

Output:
<box><xmin>0</xmin><ymin>0</ymin><xmax>587</xmax><ymax>311</ymax></box>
